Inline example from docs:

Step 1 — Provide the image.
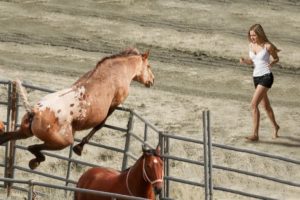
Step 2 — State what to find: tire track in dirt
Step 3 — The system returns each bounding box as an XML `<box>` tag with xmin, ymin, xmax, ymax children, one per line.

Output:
<box><xmin>28</xmin><ymin>1</ymin><xmax>300</xmax><ymax>46</ymax></box>
<box><xmin>1</xmin><ymin>31</ymin><xmax>298</xmax><ymax>75</ymax></box>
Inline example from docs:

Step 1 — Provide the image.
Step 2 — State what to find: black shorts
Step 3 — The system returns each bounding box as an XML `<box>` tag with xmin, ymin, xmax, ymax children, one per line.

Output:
<box><xmin>253</xmin><ymin>73</ymin><xmax>274</xmax><ymax>88</ymax></box>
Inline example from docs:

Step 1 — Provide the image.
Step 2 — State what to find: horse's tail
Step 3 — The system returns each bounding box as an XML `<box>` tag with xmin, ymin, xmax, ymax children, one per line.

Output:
<box><xmin>15</xmin><ymin>79</ymin><xmax>33</xmax><ymax>113</ymax></box>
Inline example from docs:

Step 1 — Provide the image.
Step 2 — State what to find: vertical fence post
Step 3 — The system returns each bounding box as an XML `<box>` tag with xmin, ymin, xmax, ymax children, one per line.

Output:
<box><xmin>143</xmin><ymin>124</ymin><xmax>148</xmax><ymax>142</ymax></box>
<box><xmin>65</xmin><ymin>144</ymin><xmax>74</xmax><ymax>197</ymax></box>
<box><xmin>159</xmin><ymin>132</ymin><xmax>167</xmax><ymax>199</ymax></box>
<box><xmin>4</xmin><ymin>81</ymin><xmax>12</xmax><ymax>189</ymax></box>
<box><xmin>28</xmin><ymin>180</ymin><xmax>33</xmax><ymax>200</ymax></box>
<box><xmin>122</xmin><ymin>111</ymin><xmax>134</xmax><ymax>170</ymax></box>
<box><xmin>207</xmin><ymin>110</ymin><xmax>213</xmax><ymax>200</ymax></box>
<box><xmin>162</xmin><ymin>133</ymin><xmax>170</xmax><ymax>199</ymax></box>
<box><xmin>6</xmin><ymin>81</ymin><xmax>18</xmax><ymax>197</ymax></box>
<box><xmin>203</xmin><ymin>110</ymin><xmax>209</xmax><ymax>200</ymax></box>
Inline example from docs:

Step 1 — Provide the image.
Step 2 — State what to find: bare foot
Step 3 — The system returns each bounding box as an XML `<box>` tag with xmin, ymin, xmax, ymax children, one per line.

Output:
<box><xmin>246</xmin><ymin>135</ymin><xmax>259</xmax><ymax>142</ymax></box>
<box><xmin>272</xmin><ymin>125</ymin><xmax>280</xmax><ymax>139</ymax></box>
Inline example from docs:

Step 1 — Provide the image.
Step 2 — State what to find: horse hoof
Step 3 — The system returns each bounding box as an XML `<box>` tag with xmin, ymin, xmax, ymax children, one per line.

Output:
<box><xmin>73</xmin><ymin>145</ymin><xmax>83</xmax><ymax>156</ymax></box>
<box><xmin>29</xmin><ymin>159</ymin><xmax>40</xmax><ymax>170</ymax></box>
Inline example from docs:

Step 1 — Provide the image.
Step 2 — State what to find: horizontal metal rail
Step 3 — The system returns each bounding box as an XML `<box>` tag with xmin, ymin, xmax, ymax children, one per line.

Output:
<box><xmin>0</xmin><ymin>80</ymin><xmax>10</xmax><ymax>84</ymax></box>
<box><xmin>163</xmin><ymin>154</ymin><xmax>203</xmax><ymax>166</ymax></box>
<box><xmin>164</xmin><ymin>176</ymin><xmax>204</xmax><ymax>188</ymax></box>
<box><xmin>162</xmin><ymin>133</ymin><xmax>203</xmax><ymax>145</ymax></box>
<box><xmin>0</xmin><ymin>101</ymin><xmax>8</xmax><ymax>105</ymax></box>
<box><xmin>131</xmin><ymin>110</ymin><xmax>161</xmax><ymax>133</ymax></box>
<box><xmin>213</xmin><ymin>185</ymin><xmax>278</xmax><ymax>200</ymax></box>
<box><xmin>124</xmin><ymin>151</ymin><xmax>139</xmax><ymax>161</ymax></box>
<box><xmin>74</xmin><ymin>138</ymin><xmax>125</xmax><ymax>154</ymax></box>
<box><xmin>16</xmin><ymin>145</ymin><xmax>100</xmax><ymax>168</ymax></box>
<box><xmin>212</xmin><ymin>143</ymin><xmax>300</xmax><ymax>165</ymax></box>
<box><xmin>213</xmin><ymin>164</ymin><xmax>300</xmax><ymax>187</ymax></box>
<box><xmin>14</xmin><ymin>165</ymin><xmax>77</xmax><ymax>185</ymax></box>
<box><xmin>129</xmin><ymin>131</ymin><xmax>156</xmax><ymax>149</ymax></box>
<box><xmin>21</xmin><ymin>82</ymin><xmax>55</xmax><ymax>93</ymax></box>
<box><xmin>103</xmin><ymin>124</ymin><xmax>127</xmax><ymax>132</ymax></box>
<box><xmin>9</xmin><ymin>185</ymin><xmax>47</xmax><ymax>198</ymax></box>
<box><xmin>0</xmin><ymin>177</ymin><xmax>149</xmax><ymax>200</ymax></box>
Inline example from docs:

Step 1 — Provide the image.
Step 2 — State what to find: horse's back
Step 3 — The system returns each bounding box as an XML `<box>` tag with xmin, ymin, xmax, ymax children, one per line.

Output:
<box><xmin>76</xmin><ymin>167</ymin><xmax>122</xmax><ymax>200</ymax></box>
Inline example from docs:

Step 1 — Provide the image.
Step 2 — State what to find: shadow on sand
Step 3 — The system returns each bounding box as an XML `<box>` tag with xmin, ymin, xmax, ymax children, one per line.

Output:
<box><xmin>257</xmin><ymin>135</ymin><xmax>300</xmax><ymax>147</ymax></box>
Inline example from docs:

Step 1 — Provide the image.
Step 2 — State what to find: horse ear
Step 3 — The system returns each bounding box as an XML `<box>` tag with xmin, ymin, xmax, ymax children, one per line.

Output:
<box><xmin>142</xmin><ymin>50</ymin><xmax>150</xmax><ymax>60</ymax></box>
<box><xmin>155</xmin><ymin>144</ymin><xmax>161</xmax><ymax>156</ymax></box>
<box><xmin>142</xmin><ymin>144</ymin><xmax>147</xmax><ymax>153</ymax></box>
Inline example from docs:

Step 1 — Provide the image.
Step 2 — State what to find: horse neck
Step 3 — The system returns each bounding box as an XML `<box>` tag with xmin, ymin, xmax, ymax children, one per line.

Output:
<box><xmin>125</xmin><ymin>157</ymin><xmax>154</xmax><ymax>198</ymax></box>
<box><xmin>86</xmin><ymin>56</ymin><xmax>141</xmax><ymax>85</ymax></box>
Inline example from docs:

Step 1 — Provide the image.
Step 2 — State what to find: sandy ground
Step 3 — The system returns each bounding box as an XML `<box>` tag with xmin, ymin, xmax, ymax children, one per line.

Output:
<box><xmin>0</xmin><ymin>0</ymin><xmax>299</xmax><ymax>199</ymax></box>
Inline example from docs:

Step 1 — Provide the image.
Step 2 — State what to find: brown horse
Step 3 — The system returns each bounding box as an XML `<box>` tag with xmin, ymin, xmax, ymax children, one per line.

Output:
<box><xmin>75</xmin><ymin>145</ymin><xmax>163</xmax><ymax>200</ymax></box>
<box><xmin>0</xmin><ymin>48</ymin><xmax>154</xmax><ymax>169</ymax></box>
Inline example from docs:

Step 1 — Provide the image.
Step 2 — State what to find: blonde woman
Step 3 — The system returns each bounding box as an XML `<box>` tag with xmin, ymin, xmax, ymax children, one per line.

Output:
<box><xmin>240</xmin><ymin>24</ymin><xmax>280</xmax><ymax>141</ymax></box>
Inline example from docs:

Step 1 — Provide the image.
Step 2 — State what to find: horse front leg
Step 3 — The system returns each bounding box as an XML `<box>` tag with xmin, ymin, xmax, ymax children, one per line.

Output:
<box><xmin>73</xmin><ymin>107</ymin><xmax>116</xmax><ymax>156</ymax></box>
<box><xmin>72</xmin><ymin>122</ymin><xmax>105</xmax><ymax>156</ymax></box>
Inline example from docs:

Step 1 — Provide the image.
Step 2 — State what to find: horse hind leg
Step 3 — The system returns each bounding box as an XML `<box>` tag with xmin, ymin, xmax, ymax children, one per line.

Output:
<box><xmin>28</xmin><ymin>144</ymin><xmax>46</xmax><ymax>170</ymax></box>
<box><xmin>0</xmin><ymin>129</ymin><xmax>32</xmax><ymax>145</ymax></box>
<box><xmin>0</xmin><ymin>112</ymin><xmax>34</xmax><ymax>145</ymax></box>
<box><xmin>27</xmin><ymin>142</ymin><xmax>69</xmax><ymax>170</ymax></box>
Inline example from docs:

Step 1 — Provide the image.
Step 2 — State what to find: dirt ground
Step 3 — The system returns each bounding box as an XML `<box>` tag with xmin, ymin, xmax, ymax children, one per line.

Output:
<box><xmin>0</xmin><ymin>0</ymin><xmax>299</xmax><ymax>199</ymax></box>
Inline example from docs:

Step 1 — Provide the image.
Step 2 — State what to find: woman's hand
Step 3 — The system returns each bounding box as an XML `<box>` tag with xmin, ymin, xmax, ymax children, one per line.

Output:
<box><xmin>240</xmin><ymin>57</ymin><xmax>246</xmax><ymax>64</ymax></box>
<box><xmin>240</xmin><ymin>57</ymin><xmax>253</xmax><ymax>65</ymax></box>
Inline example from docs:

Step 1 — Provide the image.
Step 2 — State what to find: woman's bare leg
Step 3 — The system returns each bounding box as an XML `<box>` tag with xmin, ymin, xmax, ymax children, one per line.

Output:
<box><xmin>261</xmin><ymin>93</ymin><xmax>280</xmax><ymax>138</ymax></box>
<box><xmin>247</xmin><ymin>85</ymin><xmax>268</xmax><ymax>141</ymax></box>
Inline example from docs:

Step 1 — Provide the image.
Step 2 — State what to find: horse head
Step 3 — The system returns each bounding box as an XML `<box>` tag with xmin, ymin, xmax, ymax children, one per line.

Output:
<box><xmin>142</xmin><ymin>145</ymin><xmax>164</xmax><ymax>195</ymax></box>
<box><xmin>134</xmin><ymin>50</ymin><xmax>155</xmax><ymax>88</ymax></box>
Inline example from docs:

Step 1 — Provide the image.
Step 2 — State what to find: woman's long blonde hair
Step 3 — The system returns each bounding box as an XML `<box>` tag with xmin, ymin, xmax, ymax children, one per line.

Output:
<box><xmin>248</xmin><ymin>24</ymin><xmax>280</xmax><ymax>52</ymax></box>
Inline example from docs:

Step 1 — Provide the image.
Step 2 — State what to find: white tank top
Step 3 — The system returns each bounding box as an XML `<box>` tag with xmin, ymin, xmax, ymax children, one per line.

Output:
<box><xmin>249</xmin><ymin>45</ymin><xmax>271</xmax><ymax>77</ymax></box>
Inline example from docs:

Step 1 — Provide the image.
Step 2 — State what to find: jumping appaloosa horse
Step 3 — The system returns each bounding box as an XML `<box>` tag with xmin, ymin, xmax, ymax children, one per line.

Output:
<box><xmin>0</xmin><ymin>48</ymin><xmax>154</xmax><ymax>170</ymax></box>
<box><xmin>75</xmin><ymin>145</ymin><xmax>163</xmax><ymax>200</ymax></box>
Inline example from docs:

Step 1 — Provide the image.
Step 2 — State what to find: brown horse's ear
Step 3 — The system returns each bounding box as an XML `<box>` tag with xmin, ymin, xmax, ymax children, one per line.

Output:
<box><xmin>142</xmin><ymin>144</ymin><xmax>148</xmax><ymax>153</ymax></box>
<box><xmin>155</xmin><ymin>144</ymin><xmax>161</xmax><ymax>156</ymax></box>
<box><xmin>142</xmin><ymin>50</ymin><xmax>150</xmax><ymax>60</ymax></box>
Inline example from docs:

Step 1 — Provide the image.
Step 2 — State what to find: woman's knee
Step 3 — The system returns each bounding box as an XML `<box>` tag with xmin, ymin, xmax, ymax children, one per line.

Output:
<box><xmin>250</xmin><ymin>101</ymin><xmax>259</xmax><ymax>110</ymax></box>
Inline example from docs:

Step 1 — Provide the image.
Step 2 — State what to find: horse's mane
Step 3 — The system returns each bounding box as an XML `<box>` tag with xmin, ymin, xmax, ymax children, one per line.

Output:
<box><xmin>96</xmin><ymin>48</ymin><xmax>140</xmax><ymax>67</ymax></box>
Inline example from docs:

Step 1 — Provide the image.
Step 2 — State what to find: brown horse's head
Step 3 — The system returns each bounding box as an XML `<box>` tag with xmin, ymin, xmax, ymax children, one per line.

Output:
<box><xmin>142</xmin><ymin>145</ymin><xmax>164</xmax><ymax>195</ymax></box>
<box><xmin>0</xmin><ymin>121</ymin><xmax>5</xmax><ymax>134</ymax></box>
<box><xmin>134</xmin><ymin>50</ymin><xmax>155</xmax><ymax>88</ymax></box>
